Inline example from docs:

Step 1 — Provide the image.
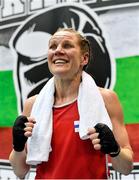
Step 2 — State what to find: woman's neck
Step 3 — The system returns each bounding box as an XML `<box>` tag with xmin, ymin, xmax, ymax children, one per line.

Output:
<box><xmin>54</xmin><ymin>74</ymin><xmax>81</xmax><ymax>106</ymax></box>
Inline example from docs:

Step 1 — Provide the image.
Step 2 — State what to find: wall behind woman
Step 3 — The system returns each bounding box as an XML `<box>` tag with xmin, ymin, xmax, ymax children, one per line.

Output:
<box><xmin>0</xmin><ymin>1</ymin><xmax>139</xmax><ymax>179</ymax></box>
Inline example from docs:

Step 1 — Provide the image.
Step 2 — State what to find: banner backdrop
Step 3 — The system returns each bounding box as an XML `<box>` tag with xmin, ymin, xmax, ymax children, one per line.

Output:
<box><xmin>0</xmin><ymin>0</ymin><xmax>139</xmax><ymax>179</ymax></box>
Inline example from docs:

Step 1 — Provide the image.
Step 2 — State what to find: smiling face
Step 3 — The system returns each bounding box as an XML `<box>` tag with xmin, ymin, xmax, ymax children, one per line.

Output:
<box><xmin>48</xmin><ymin>30</ymin><xmax>89</xmax><ymax>79</ymax></box>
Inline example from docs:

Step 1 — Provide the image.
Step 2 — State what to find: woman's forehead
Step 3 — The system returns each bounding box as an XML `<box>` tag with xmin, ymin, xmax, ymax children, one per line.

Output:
<box><xmin>50</xmin><ymin>31</ymin><xmax>78</xmax><ymax>41</ymax></box>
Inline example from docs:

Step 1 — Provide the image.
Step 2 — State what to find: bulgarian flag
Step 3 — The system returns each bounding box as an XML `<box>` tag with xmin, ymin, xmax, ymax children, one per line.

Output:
<box><xmin>0</xmin><ymin>56</ymin><xmax>139</xmax><ymax>160</ymax></box>
<box><xmin>114</xmin><ymin>56</ymin><xmax>139</xmax><ymax>162</ymax></box>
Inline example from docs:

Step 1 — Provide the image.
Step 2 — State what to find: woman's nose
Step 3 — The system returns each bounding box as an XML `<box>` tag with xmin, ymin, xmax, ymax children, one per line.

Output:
<box><xmin>54</xmin><ymin>45</ymin><xmax>64</xmax><ymax>55</ymax></box>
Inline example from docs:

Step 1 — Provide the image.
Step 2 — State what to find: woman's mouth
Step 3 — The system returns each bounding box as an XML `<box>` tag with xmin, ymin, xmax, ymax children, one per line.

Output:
<box><xmin>53</xmin><ymin>59</ymin><xmax>68</xmax><ymax>64</ymax></box>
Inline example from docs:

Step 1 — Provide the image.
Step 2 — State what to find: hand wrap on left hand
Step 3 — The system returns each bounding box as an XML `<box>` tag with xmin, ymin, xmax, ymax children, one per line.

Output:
<box><xmin>12</xmin><ymin>115</ymin><xmax>28</xmax><ymax>152</ymax></box>
<box><xmin>94</xmin><ymin>123</ymin><xmax>120</xmax><ymax>157</ymax></box>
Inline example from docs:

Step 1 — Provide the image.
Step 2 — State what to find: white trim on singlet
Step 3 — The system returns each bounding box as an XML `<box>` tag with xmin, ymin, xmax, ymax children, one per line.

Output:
<box><xmin>53</xmin><ymin>98</ymin><xmax>77</xmax><ymax>108</ymax></box>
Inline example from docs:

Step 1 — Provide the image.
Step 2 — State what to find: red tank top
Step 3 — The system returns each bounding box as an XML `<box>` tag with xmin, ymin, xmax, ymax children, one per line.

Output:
<box><xmin>35</xmin><ymin>100</ymin><xmax>109</xmax><ymax>179</ymax></box>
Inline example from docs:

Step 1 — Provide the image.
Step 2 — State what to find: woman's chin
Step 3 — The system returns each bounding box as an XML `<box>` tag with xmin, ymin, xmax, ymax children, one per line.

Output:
<box><xmin>52</xmin><ymin>68</ymin><xmax>70</xmax><ymax>77</ymax></box>
<box><xmin>53</xmin><ymin>71</ymin><xmax>69</xmax><ymax>79</ymax></box>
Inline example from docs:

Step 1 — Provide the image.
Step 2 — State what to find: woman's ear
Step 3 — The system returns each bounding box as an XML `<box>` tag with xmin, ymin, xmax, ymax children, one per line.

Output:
<box><xmin>81</xmin><ymin>52</ymin><xmax>89</xmax><ymax>66</ymax></box>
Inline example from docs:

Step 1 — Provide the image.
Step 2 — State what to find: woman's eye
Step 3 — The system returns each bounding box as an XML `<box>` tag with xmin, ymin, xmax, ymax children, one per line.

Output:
<box><xmin>64</xmin><ymin>43</ymin><xmax>72</xmax><ymax>48</ymax></box>
<box><xmin>49</xmin><ymin>44</ymin><xmax>57</xmax><ymax>49</ymax></box>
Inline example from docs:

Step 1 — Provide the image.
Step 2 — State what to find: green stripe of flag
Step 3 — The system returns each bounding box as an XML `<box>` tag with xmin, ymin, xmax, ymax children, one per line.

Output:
<box><xmin>0</xmin><ymin>56</ymin><xmax>139</xmax><ymax>126</ymax></box>
<box><xmin>114</xmin><ymin>56</ymin><xmax>139</xmax><ymax>124</ymax></box>
<box><xmin>0</xmin><ymin>71</ymin><xmax>18</xmax><ymax>127</ymax></box>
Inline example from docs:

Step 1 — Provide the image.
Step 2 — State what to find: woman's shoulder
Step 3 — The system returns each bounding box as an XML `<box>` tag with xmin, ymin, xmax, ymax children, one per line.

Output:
<box><xmin>98</xmin><ymin>87</ymin><xmax>118</xmax><ymax>102</ymax></box>
<box><xmin>22</xmin><ymin>95</ymin><xmax>38</xmax><ymax>116</ymax></box>
<box><xmin>98</xmin><ymin>87</ymin><xmax>123</xmax><ymax>122</ymax></box>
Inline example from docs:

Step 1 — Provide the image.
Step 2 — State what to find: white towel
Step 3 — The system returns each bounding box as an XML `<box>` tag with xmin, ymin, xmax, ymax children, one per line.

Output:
<box><xmin>78</xmin><ymin>71</ymin><xmax>112</xmax><ymax>139</ymax></box>
<box><xmin>26</xmin><ymin>71</ymin><xmax>112</xmax><ymax>165</ymax></box>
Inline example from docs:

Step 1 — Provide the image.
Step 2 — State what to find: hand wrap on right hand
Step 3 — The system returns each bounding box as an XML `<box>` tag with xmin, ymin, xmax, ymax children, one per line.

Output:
<box><xmin>12</xmin><ymin>115</ymin><xmax>28</xmax><ymax>152</ymax></box>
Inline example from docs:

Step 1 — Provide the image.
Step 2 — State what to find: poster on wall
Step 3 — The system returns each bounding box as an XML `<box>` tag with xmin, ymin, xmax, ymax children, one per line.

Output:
<box><xmin>0</xmin><ymin>0</ymin><xmax>139</xmax><ymax>179</ymax></box>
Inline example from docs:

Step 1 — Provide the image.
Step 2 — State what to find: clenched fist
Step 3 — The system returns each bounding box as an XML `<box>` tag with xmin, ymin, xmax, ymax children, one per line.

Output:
<box><xmin>88</xmin><ymin>123</ymin><xmax>120</xmax><ymax>157</ymax></box>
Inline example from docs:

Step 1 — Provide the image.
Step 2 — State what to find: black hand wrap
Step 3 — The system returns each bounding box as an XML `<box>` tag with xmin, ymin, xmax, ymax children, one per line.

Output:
<box><xmin>94</xmin><ymin>123</ymin><xmax>120</xmax><ymax>157</ymax></box>
<box><xmin>12</xmin><ymin>115</ymin><xmax>28</xmax><ymax>152</ymax></box>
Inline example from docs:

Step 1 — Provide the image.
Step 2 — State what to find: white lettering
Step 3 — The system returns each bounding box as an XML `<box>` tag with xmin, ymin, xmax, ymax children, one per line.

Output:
<box><xmin>2</xmin><ymin>0</ymin><xmax>24</xmax><ymax>17</ymax></box>
<box><xmin>0</xmin><ymin>0</ymin><xmax>138</xmax><ymax>22</ymax></box>
<box><xmin>30</xmin><ymin>0</ymin><xmax>58</xmax><ymax>11</ymax></box>
<box><xmin>30</xmin><ymin>0</ymin><xmax>43</xmax><ymax>11</ymax></box>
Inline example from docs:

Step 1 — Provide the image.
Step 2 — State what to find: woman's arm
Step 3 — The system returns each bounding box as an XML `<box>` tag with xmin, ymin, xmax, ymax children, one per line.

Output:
<box><xmin>88</xmin><ymin>88</ymin><xmax>133</xmax><ymax>175</ymax></box>
<box><xmin>102</xmin><ymin>89</ymin><xmax>133</xmax><ymax>174</ymax></box>
<box><xmin>9</xmin><ymin>95</ymin><xmax>37</xmax><ymax>178</ymax></box>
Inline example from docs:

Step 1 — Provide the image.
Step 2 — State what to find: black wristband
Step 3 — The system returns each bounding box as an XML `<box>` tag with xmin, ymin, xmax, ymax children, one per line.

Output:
<box><xmin>95</xmin><ymin>123</ymin><xmax>120</xmax><ymax>157</ymax></box>
<box><xmin>109</xmin><ymin>148</ymin><xmax>120</xmax><ymax>157</ymax></box>
<box><xmin>12</xmin><ymin>115</ymin><xmax>28</xmax><ymax>152</ymax></box>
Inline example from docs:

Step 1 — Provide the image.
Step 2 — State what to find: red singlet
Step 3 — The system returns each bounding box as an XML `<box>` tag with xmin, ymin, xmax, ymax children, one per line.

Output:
<box><xmin>35</xmin><ymin>100</ymin><xmax>109</xmax><ymax>179</ymax></box>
